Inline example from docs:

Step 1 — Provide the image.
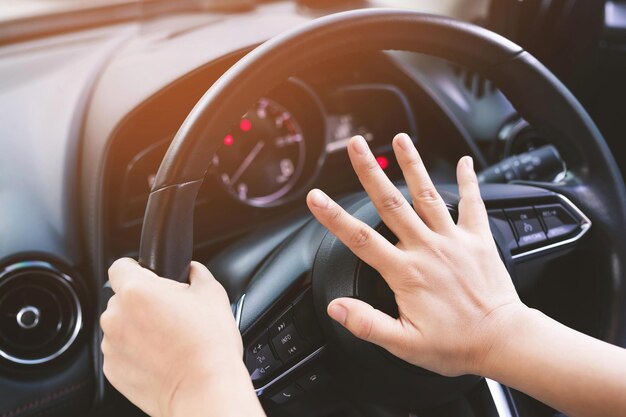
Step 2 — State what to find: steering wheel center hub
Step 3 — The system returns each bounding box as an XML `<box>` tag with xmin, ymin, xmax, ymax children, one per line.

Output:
<box><xmin>311</xmin><ymin>191</ymin><xmax>480</xmax><ymax>408</ymax></box>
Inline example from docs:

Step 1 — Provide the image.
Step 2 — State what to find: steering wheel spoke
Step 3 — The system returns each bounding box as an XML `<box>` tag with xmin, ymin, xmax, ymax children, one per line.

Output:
<box><xmin>478</xmin><ymin>183</ymin><xmax>591</xmax><ymax>263</ymax></box>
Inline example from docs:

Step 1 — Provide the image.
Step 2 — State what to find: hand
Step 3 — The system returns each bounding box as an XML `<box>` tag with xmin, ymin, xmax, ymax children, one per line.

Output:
<box><xmin>306</xmin><ymin>133</ymin><xmax>527</xmax><ymax>377</ymax></box>
<box><xmin>101</xmin><ymin>260</ymin><xmax>263</xmax><ymax>417</ymax></box>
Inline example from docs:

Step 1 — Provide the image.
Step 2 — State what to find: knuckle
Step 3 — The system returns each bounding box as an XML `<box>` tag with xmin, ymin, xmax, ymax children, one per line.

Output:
<box><xmin>100</xmin><ymin>312</ymin><xmax>119</xmax><ymax>339</ymax></box>
<box><xmin>100</xmin><ymin>338</ymin><xmax>110</xmax><ymax>356</ymax></box>
<box><xmin>424</xmin><ymin>238</ymin><xmax>451</xmax><ymax>262</ymax></box>
<box><xmin>414</xmin><ymin>187</ymin><xmax>441</xmax><ymax>206</ymax></box>
<box><xmin>379</xmin><ymin>192</ymin><xmax>406</xmax><ymax>213</ymax></box>
<box><xmin>416</xmin><ymin>232</ymin><xmax>437</xmax><ymax>249</ymax></box>
<box><xmin>401</xmin><ymin>263</ymin><xmax>427</xmax><ymax>286</ymax></box>
<box><xmin>464</xmin><ymin>194</ymin><xmax>485</xmax><ymax>208</ymax></box>
<box><xmin>363</xmin><ymin>158</ymin><xmax>381</xmax><ymax>174</ymax></box>
<box><xmin>327</xmin><ymin>204</ymin><xmax>343</xmax><ymax>224</ymax></box>
<box><xmin>353</xmin><ymin>314</ymin><xmax>374</xmax><ymax>341</ymax></box>
<box><xmin>406</xmin><ymin>155</ymin><xmax>423</xmax><ymax>169</ymax></box>
<box><xmin>464</xmin><ymin>174</ymin><xmax>479</xmax><ymax>186</ymax></box>
<box><xmin>99</xmin><ymin>311</ymin><xmax>111</xmax><ymax>332</ymax></box>
<box><xmin>348</xmin><ymin>227</ymin><xmax>371</xmax><ymax>249</ymax></box>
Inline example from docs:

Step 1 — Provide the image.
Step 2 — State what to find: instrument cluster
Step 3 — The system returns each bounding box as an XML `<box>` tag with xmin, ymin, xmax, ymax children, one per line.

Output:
<box><xmin>115</xmin><ymin>77</ymin><xmax>418</xmax><ymax>250</ymax></box>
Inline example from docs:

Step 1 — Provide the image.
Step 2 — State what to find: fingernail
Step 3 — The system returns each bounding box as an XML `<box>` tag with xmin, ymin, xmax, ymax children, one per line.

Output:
<box><xmin>396</xmin><ymin>133</ymin><xmax>413</xmax><ymax>151</ymax></box>
<box><xmin>308</xmin><ymin>189</ymin><xmax>330</xmax><ymax>209</ymax></box>
<box><xmin>328</xmin><ymin>302</ymin><xmax>348</xmax><ymax>325</ymax></box>
<box><xmin>464</xmin><ymin>156</ymin><xmax>474</xmax><ymax>170</ymax></box>
<box><xmin>351</xmin><ymin>136</ymin><xmax>369</xmax><ymax>155</ymax></box>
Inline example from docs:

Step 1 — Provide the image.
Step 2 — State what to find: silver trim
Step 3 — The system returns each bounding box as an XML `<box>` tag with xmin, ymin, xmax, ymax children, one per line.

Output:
<box><xmin>511</xmin><ymin>193</ymin><xmax>592</xmax><ymax>260</ymax></box>
<box><xmin>255</xmin><ymin>345</ymin><xmax>327</xmax><ymax>396</ymax></box>
<box><xmin>234</xmin><ymin>293</ymin><xmax>245</xmax><ymax>330</ymax></box>
<box><xmin>498</xmin><ymin>118</ymin><xmax>529</xmax><ymax>143</ymax></box>
<box><xmin>0</xmin><ymin>261</ymin><xmax>83</xmax><ymax>365</ymax></box>
<box><xmin>16</xmin><ymin>306</ymin><xmax>40</xmax><ymax>330</ymax></box>
<box><xmin>486</xmin><ymin>379</ymin><xmax>514</xmax><ymax>417</ymax></box>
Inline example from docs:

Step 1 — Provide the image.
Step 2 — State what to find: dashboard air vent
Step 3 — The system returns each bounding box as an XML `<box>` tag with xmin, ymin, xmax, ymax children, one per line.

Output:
<box><xmin>0</xmin><ymin>261</ymin><xmax>82</xmax><ymax>366</ymax></box>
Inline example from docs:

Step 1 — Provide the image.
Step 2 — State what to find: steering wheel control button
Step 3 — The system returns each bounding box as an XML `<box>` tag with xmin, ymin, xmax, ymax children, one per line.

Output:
<box><xmin>536</xmin><ymin>204</ymin><xmax>580</xmax><ymax>240</ymax></box>
<box><xmin>270</xmin><ymin>384</ymin><xmax>301</xmax><ymax>405</ymax></box>
<box><xmin>487</xmin><ymin>210</ymin><xmax>518</xmax><ymax>252</ymax></box>
<box><xmin>269</xmin><ymin>307</ymin><xmax>292</xmax><ymax>336</ymax></box>
<box><xmin>245</xmin><ymin>335</ymin><xmax>282</xmax><ymax>382</ymax></box>
<box><xmin>296</xmin><ymin>369</ymin><xmax>328</xmax><ymax>391</ymax></box>
<box><xmin>505</xmin><ymin>207</ymin><xmax>547</xmax><ymax>248</ymax></box>
<box><xmin>271</xmin><ymin>323</ymin><xmax>308</xmax><ymax>362</ymax></box>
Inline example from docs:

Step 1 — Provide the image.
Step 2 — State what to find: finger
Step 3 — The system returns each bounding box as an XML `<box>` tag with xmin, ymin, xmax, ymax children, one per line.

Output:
<box><xmin>307</xmin><ymin>189</ymin><xmax>402</xmax><ymax>275</ymax></box>
<box><xmin>188</xmin><ymin>261</ymin><xmax>216</xmax><ymax>288</ymax></box>
<box><xmin>101</xmin><ymin>335</ymin><xmax>113</xmax><ymax>357</ymax></box>
<box><xmin>108</xmin><ymin>258</ymin><xmax>139</xmax><ymax>294</ymax></box>
<box><xmin>327</xmin><ymin>297</ymin><xmax>404</xmax><ymax>350</ymax></box>
<box><xmin>100</xmin><ymin>308</ymin><xmax>113</xmax><ymax>336</ymax></box>
<box><xmin>100</xmin><ymin>294</ymin><xmax>118</xmax><ymax>332</ymax></box>
<box><xmin>392</xmin><ymin>133</ymin><xmax>455</xmax><ymax>233</ymax></box>
<box><xmin>347</xmin><ymin>136</ymin><xmax>428</xmax><ymax>242</ymax></box>
<box><xmin>107</xmin><ymin>258</ymin><xmax>157</xmax><ymax>294</ymax></box>
<box><xmin>456</xmin><ymin>156</ymin><xmax>489</xmax><ymax>233</ymax></box>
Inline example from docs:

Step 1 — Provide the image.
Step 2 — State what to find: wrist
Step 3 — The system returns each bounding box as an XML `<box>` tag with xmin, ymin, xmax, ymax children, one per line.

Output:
<box><xmin>470</xmin><ymin>302</ymin><xmax>534</xmax><ymax>377</ymax></box>
<box><xmin>168</xmin><ymin>354</ymin><xmax>261</xmax><ymax>417</ymax></box>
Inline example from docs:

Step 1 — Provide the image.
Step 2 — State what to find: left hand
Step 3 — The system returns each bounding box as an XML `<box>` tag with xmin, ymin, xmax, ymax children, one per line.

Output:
<box><xmin>101</xmin><ymin>259</ymin><xmax>261</xmax><ymax>417</ymax></box>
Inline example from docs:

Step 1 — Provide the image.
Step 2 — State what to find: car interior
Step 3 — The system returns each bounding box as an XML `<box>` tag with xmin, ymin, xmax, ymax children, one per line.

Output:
<box><xmin>1</xmin><ymin>0</ymin><xmax>626</xmax><ymax>416</ymax></box>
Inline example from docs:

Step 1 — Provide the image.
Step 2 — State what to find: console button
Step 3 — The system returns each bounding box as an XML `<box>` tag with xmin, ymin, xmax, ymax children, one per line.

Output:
<box><xmin>536</xmin><ymin>204</ymin><xmax>580</xmax><ymax>240</ymax></box>
<box><xmin>488</xmin><ymin>210</ymin><xmax>518</xmax><ymax>252</ymax></box>
<box><xmin>270</xmin><ymin>384</ymin><xmax>301</xmax><ymax>405</ymax></box>
<box><xmin>245</xmin><ymin>334</ymin><xmax>282</xmax><ymax>382</ymax></box>
<box><xmin>296</xmin><ymin>369</ymin><xmax>329</xmax><ymax>391</ymax></box>
<box><xmin>269</xmin><ymin>307</ymin><xmax>292</xmax><ymax>336</ymax></box>
<box><xmin>271</xmin><ymin>323</ymin><xmax>308</xmax><ymax>362</ymax></box>
<box><xmin>505</xmin><ymin>207</ymin><xmax>547</xmax><ymax>248</ymax></box>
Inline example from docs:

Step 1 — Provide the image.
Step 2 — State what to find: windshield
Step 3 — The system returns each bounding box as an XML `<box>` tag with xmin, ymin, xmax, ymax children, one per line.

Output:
<box><xmin>0</xmin><ymin>0</ymin><xmax>487</xmax><ymax>22</ymax></box>
<box><xmin>0</xmin><ymin>0</ymin><xmax>489</xmax><ymax>47</ymax></box>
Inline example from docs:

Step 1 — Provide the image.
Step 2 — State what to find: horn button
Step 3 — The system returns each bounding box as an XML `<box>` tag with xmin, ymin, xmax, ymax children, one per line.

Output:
<box><xmin>311</xmin><ymin>198</ymin><xmax>480</xmax><ymax>409</ymax></box>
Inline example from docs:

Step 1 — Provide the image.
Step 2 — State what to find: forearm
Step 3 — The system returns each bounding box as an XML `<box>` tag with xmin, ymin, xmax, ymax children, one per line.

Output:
<box><xmin>171</xmin><ymin>359</ymin><xmax>266</xmax><ymax>417</ymax></box>
<box><xmin>482</xmin><ymin>308</ymin><xmax>626</xmax><ymax>417</ymax></box>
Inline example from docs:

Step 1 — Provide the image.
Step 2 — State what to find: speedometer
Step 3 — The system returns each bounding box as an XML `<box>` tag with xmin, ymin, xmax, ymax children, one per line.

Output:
<box><xmin>213</xmin><ymin>98</ymin><xmax>307</xmax><ymax>207</ymax></box>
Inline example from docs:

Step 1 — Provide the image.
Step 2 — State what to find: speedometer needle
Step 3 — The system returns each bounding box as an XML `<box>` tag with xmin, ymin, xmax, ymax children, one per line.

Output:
<box><xmin>229</xmin><ymin>141</ymin><xmax>265</xmax><ymax>185</ymax></box>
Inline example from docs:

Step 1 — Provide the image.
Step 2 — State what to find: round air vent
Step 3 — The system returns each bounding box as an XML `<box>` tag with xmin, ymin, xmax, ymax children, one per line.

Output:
<box><xmin>0</xmin><ymin>261</ymin><xmax>82</xmax><ymax>365</ymax></box>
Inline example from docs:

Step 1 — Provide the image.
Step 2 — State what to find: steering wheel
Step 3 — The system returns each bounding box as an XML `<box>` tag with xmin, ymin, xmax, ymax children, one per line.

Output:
<box><xmin>134</xmin><ymin>8</ymin><xmax>626</xmax><ymax>411</ymax></box>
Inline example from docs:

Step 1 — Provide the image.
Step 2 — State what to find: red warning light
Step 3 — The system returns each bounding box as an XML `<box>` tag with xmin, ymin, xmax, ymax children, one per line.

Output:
<box><xmin>240</xmin><ymin>118</ymin><xmax>252</xmax><ymax>132</ymax></box>
<box><xmin>223</xmin><ymin>134</ymin><xmax>234</xmax><ymax>146</ymax></box>
<box><xmin>376</xmin><ymin>155</ymin><xmax>390</xmax><ymax>170</ymax></box>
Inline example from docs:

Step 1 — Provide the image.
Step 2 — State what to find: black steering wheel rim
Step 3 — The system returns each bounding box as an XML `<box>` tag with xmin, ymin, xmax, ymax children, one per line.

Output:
<box><xmin>138</xmin><ymin>7</ymin><xmax>626</xmax><ymax>353</ymax></box>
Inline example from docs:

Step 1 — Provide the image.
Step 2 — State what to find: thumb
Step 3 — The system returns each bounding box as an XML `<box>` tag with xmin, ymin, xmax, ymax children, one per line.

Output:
<box><xmin>327</xmin><ymin>297</ymin><xmax>403</xmax><ymax>349</ymax></box>
<box><xmin>188</xmin><ymin>261</ymin><xmax>216</xmax><ymax>288</ymax></box>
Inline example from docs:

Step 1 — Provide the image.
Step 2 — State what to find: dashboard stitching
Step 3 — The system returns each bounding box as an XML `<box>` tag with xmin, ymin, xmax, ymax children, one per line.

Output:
<box><xmin>0</xmin><ymin>381</ymin><xmax>88</xmax><ymax>417</ymax></box>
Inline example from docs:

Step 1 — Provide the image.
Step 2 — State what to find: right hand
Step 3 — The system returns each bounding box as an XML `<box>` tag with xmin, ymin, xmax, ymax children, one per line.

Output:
<box><xmin>306</xmin><ymin>133</ymin><xmax>528</xmax><ymax>377</ymax></box>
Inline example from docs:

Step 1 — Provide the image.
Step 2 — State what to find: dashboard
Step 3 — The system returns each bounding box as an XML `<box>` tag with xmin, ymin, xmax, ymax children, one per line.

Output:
<box><xmin>0</xmin><ymin>2</ymin><xmax>543</xmax><ymax>417</ymax></box>
<box><xmin>2</xmin><ymin>2</ymin><xmax>625</xmax><ymax>417</ymax></box>
<box><xmin>103</xmin><ymin>50</ymin><xmax>471</xmax><ymax>258</ymax></box>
